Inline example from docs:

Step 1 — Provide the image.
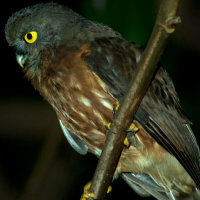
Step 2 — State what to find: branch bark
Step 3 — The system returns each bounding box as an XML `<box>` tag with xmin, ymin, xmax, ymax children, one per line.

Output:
<box><xmin>87</xmin><ymin>0</ymin><xmax>181</xmax><ymax>199</ymax></box>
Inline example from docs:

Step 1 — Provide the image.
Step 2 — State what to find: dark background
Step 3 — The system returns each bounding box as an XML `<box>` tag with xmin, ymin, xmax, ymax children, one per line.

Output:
<box><xmin>1</xmin><ymin>0</ymin><xmax>200</xmax><ymax>199</ymax></box>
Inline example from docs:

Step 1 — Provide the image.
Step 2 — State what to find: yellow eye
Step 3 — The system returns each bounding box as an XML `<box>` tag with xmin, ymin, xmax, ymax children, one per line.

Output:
<box><xmin>24</xmin><ymin>31</ymin><xmax>37</xmax><ymax>44</ymax></box>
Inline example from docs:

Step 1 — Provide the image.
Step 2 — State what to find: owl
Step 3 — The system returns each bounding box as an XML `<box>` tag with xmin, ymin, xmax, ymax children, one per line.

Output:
<box><xmin>5</xmin><ymin>3</ymin><xmax>200</xmax><ymax>200</ymax></box>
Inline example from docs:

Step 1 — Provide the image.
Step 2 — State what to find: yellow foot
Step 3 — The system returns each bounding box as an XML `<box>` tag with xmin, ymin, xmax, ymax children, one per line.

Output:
<box><xmin>113</xmin><ymin>101</ymin><xmax>120</xmax><ymax>116</ymax></box>
<box><xmin>80</xmin><ymin>182</ymin><xmax>112</xmax><ymax>200</ymax></box>
<box><xmin>106</xmin><ymin>100</ymin><xmax>139</xmax><ymax>148</ymax></box>
<box><xmin>80</xmin><ymin>182</ymin><xmax>94</xmax><ymax>200</ymax></box>
<box><xmin>128</xmin><ymin>123</ymin><xmax>139</xmax><ymax>133</ymax></box>
<box><xmin>107</xmin><ymin>185</ymin><xmax>112</xmax><ymax>194</ymax></box>
<box><xmin>104</xmin><ymin>101</ymin><xmax>120</xmax><ymax>133</ymax></box>
<box><xmin>104</xmin><ymin>122</ymin><xmax>114</xmax><ymax>134</ymax></box>
<box><xmin>124</xmin><ymin>123</ymin><xmax>139</xmax><ymax>148</ymax></box>
<box><xmin>123</xmin><ymin>137</ymin><xmax>130</xmax><ymax>147</ymax></box>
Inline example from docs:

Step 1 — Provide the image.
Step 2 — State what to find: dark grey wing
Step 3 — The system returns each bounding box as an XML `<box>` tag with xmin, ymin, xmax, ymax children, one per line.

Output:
<box><xmin>58</xmin><ymin>118</ymin><xmax>88</xmax><ymax>155</ymax></box>
<box><xmin>85</xmin><ymin>37</ymin><xmax>143</xmax><ymax>99</ymax></box>
<box><xmin>85</xmin><ymin>37</ymin><xmax>200</xmax><ymax>187</ymax></box>
<box><xmin>140</xmin><ymin>68</ymin><xmax>200</xmax><ymax>188</ymax></box>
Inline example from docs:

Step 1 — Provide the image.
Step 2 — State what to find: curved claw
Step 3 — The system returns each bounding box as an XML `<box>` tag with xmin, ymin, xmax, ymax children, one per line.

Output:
<box><xmin>124</xmin><ymin>123</ymin><xmax>139</xmax><ymax>148</ymax></box>
<box><xmin>80</xmin><ymin>182</ymin><xmax>95</xmax><ymax>200</ymax></box>
<box><xmin>104</xmin><ymin>122</ymin><xmax>114</xmax><ymax>134</ymax></box>
<box><xmin>113</xmin><ymin>101</ymin><xmax>120</xmax><ymax>116</ymax></box>
<box><xmin>81</xmin><ymin>194</ymin><xmax>95</xmax><ymax>200</ymax></box>
<box><xmin>108</xmin><ymin>101</ymin><xmax>140</xmax><ymax>148</ymax></box>
<box><xmin>127</xmin><ymin>123</ymin><xmax>139</xmax><ymax>133</ymax></box>
<box><xmin>80</xmin><ymin>182</ymin><xmax>112</xmax><ymax>200</ymax></box>
<box><xmin>124</xmin><ymin>137</ymin><xmax>130</xmax><ymax>147</ymax></box>
<box><xmin>107</xmin><ymin>186</ymin><xmax>112</xmax><ymax>194</ymax></box>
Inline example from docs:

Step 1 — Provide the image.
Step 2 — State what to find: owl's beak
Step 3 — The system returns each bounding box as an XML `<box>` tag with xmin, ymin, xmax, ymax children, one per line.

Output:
<box><xmin>16</xmin><ymin>54</ymin><xmax>26</xmax><ymax>68</ymax></box>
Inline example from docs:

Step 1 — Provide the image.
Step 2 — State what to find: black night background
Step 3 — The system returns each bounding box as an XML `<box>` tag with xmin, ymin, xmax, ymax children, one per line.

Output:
<box><xmin>1</xmin><ymin>0</ymin><xmax>200</xmax><ymax>199</ymax></box>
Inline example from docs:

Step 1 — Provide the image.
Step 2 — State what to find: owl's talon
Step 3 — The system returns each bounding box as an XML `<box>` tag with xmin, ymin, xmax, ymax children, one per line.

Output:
<box><xmin>105</xmin><ymin>101</ymin><xmax>120</xmax><ymax>134</ymax></box>
<box><xmin>124</xmin><ymin>123</ymin><xmax>139</xmax><ymax>148</ymax></box>
<box><xmin>81</xmin><ymin>182</ymin><xmax>112</xmax><ymax>200</ymax></box>
<box><xmin>124</xmin><ymin>137</ymin><xmax>130</xmax><ymax>147</ymax></box>
<box><xmin>80</xmin><ymin>182</ymin><xmax>95</xmax><ymax>200</ymax></box>
<box><xmin>104</xmin><ymin>122</ymin><xmax>114</xmax><ymax>134</ymax></box>
<box><xmin>81</xmin><ymin>194</ymin><xmax>95</xmax><ymax>200</ymax></box>
<box><xmin>107</xmin><ymin>185</ymin><xmax>112</xmax><ymax>194</ymax></box>
<box><xmin>126</xmin><ymin>123</ymin><xmax>139</xmax><ymax>133</ymax></box>
<box><xmin>113</xmin><ymin>101</ymin><xmax>120</xmax><ymax>116</ymax></box>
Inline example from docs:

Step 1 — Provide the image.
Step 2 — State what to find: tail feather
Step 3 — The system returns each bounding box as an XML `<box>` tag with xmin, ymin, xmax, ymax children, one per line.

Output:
<box><xmin>122</xmin><ymin>173</ymin><xmax>168</xmax><ymax>200</ymax></box>
<box><xmin>122</xmin><ymin>173</ymin><xmax>200</xmax><ymax>200</ymax></box>
<box><xmin>170</xmin><ymin>189</ymin><xmax>200</xmax><ymax>200</ymax></box>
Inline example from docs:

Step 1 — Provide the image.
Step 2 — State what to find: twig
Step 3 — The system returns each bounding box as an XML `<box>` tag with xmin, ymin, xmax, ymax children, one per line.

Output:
<box><xmin>87</xmin><ymin>0</ymin><xmax>181</xmax><ymax>199</ymax></box>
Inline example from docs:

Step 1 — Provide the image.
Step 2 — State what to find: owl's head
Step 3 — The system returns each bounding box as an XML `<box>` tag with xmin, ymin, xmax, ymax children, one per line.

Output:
<box><xmin>5</xmin><ymin>3</ymin><xmax>120</xmax><ymax>72</ymax></box>
<box><xmin>5</xmin><ymin>3</ymin><xmax>86</xmax><ymax>69</ymax></box>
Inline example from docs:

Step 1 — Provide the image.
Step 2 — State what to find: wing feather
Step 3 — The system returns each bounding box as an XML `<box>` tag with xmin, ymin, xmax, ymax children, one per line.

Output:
<box><xmin>85</xmin><ymin>37</ymin><xmax>200</xmax><ymax>187</ymax></box>
<box><xmin>58</xmin><ymin>118</ymin><xmax>88</xmax><ymax>155</ymax></box>
<box><xmin>122</xmin><ymin>173</ymin><xmax>170</xmax><ymax>200</ymax></box>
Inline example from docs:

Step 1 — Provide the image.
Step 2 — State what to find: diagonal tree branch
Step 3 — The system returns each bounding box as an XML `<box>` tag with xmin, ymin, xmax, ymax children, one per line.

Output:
<box><xmin>86</xmin><ymin>0</ymin><xmax>181</xmax><ymax>199</ymax></box>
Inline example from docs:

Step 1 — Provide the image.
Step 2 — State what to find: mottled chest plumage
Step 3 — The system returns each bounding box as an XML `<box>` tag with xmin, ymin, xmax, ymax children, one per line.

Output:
<box><xmin>37</xmin><ymin>45</ymin><xmax>116</xmax><ymax>153</ymax></box>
